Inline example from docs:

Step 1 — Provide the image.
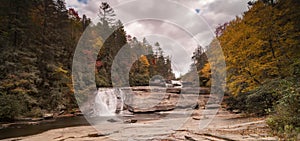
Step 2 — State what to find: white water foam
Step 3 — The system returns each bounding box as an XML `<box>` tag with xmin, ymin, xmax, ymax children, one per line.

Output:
<box><xmin>93</xmin><ymin>89</ymin><xmax>125</xmax><ymax>116</ymax></box>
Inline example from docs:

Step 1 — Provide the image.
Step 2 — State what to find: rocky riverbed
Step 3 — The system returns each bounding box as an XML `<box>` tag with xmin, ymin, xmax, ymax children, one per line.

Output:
<box><xmin>2</xmin><ymin>108</ymin><xmax>278</xmax><ymax>141</ymax></box>
<box><xmin>2</xmin><ymin>90</ymin><xmax>278</xmax><ymax>141</ymax></box>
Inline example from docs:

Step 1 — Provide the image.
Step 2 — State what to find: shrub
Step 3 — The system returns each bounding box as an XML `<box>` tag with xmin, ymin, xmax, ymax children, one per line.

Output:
<box><xmin>245</xmin><ymin>91</ymin><xmax>275</xmax><ymax>115</ymax></box>
<box><xmin>226</xmin><ymin>79</ymin><xmax>287</xmax><ymax>115</ymax></box>
<box><xmin>225</xmin><ymin>92</ymin><xmax>248</xmax><ymax>112</ymax></box>
<box><xmin>25</xmin><ymin>107</ymin><xmax>43</xmax><ymax>118</ymax></box>
<box><xmin>244</xmin><ymin>79</ymin><xmax>282</xmax><ymax>115</ymax></box>
<box><xmin>267</xmin><ymin>81</ymin><xmax>300</xmax><ymax>140</ymax></box>
<box><xmin>0</xmin><ymin>94</ymin><xmax>22</xmax><ymax>121</ymax></box>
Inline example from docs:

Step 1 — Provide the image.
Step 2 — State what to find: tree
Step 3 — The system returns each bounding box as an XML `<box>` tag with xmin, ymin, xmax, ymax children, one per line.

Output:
<box><xmin>183</xmin><ymin>45</ymin><xmax>209</xmax><ymax>86</ymax></box>
<box><xmin>218</xmin><ymin>0</ymin><xmax>300</xmax><ymax>129</ymax></box>
<box><xmin>191</xmin><ymin>45</ymin><xmax>208</xmax><ymax>71</ymax></box>
<box><xmin>218</xmin><ymin>0</ymin><xmax>300</xmax><ymax>97</ymax></box>
<box><xmin>98</xmin><ymin>2</ymin><xmax>116</xmax><ymax>27</ymax></box>
<box><xmin>0</xmin><ymin>0</ymin><xmax>88</xmax><ymax>120</ymax></box>
<box><xmin>129</xmin><ymin>55</ymin><xmax>150</xmax><ymax>86</ymax></box>
<box><xmin>95</xmin><ymin>2</ymin><xmax>128</xmax><ymax>87</ymax></box>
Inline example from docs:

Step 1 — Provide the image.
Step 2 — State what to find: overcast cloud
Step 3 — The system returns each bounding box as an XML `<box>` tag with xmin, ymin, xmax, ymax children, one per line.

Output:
<box><xmin>65</xmin><ymin>0</ymin><xmax>249</xmax><ymax>77</ymax></box>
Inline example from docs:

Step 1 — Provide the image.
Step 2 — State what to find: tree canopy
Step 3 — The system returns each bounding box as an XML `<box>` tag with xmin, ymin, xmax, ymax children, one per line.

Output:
<box><xmin>0</xmin><ymin>1</ymin><xmax>175</xmax><ymax>121</ymax></box>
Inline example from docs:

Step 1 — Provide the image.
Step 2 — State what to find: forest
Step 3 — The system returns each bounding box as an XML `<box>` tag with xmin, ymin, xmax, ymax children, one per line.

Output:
<box><xmin>0</xmin><ymin>1</ymin><xmax>174</xmax><ymax>121</ymax></box>
<box><xmin>188</xmin><ymin>0</ymin><xmax>300</xmax><ymax>139</ymax></box>
<box><xmin>0</xmin><ymin>0</ymin><xmax>299</xmax><ymax>140</ymax></box>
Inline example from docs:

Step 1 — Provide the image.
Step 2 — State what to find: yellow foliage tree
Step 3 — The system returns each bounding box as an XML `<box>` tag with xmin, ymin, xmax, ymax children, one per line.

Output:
<box><xmin>217</xmin><ymin>0</ymin><xmax>300</xmax><ymax>96</ymax></box>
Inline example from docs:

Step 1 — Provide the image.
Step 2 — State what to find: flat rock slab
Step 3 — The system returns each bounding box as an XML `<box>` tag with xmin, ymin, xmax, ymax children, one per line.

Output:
<box><xmin>128</xmin><ymin>87</ymin><xmax>210</xmax><ymax>94</ymax></box>
<box><xmin>5</xmin><ymin>108</ymin><xmax>279</xmax><ymax>141</ymax></box>
<box><xmin>125</xmin><ymin>93</ymin><xmax>199</xmax><ymax>113</ymax></box>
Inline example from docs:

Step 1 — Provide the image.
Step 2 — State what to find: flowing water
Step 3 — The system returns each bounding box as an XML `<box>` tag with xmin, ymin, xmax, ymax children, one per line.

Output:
<box><xmin>93</xmin><ymin>88</ymin><xmax>125</xmax><ymax>116</ymax></box>
<box><xmin>0</xmin><ymin>88</ymin><xmax>189</xmax><ymax>140</ymax></box>
<box><xmin>0</xmin><ymin>116</ymin><xmax>90</xmax><ymax>140</ymax></box>
<box><xmin>0</xmin><ymin>88</ymin><xmax>128</xmax><ymax>140</ymax></box>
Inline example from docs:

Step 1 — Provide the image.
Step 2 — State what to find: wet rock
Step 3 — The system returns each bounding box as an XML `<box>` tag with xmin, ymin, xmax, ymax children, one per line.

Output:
<box><xmin>58</xmin><ymin>114</ymin><xmax>74</xmax><ymax>118</ymax></box>
<box><xmin>72</xmin><ymin>109</ymin><xmax>83</xmax><ymax>116</ymax></box>
<box><xmin>205</xmin><ymin>104</ymin><xmax>220</xmax><ymax>109</ymax></box>
<box><xmin>124</xmin><ymin>119</ymin><xmax>137</xmax><ymax>123</ymax></box>
<box><xmin>87</xmin><ymin>133</ymin><xmax>109</xmax><ymax>137</ymax></box>
<box><xmin>27</xmin><ymin>122</ymin><xmax>39</xmax><ymax>125</ymax></box>
<box><xmin>31</xmin><ymin>118</ymin><xmax>43</xmax><ymax>121</ymax></box>
<box><xmin>232</xmin><ymin>109</ymin><xmax>241</xmax><ymax>114</ymax></box>
<box><xmin>74</xmin><ymin>112</ymin><xmax>83</xmax><ymax>116</ymax></box>
<box><xmin>192</xmin><ymin>116</ymin><xmax>201</xmax><ymax>120</ymax></box>
<box><xmin>107</xmin><ymin>119</ymin><xmax>118</xmax><ymax>123</ymax></box>
<box><xmin>43</xmin><ymin>113</ymin><xmax>54</xmax><ymax>119</ymax></box>
<box><xmin>131</xmin><ymin>87</ymin><xmax>151</xmax><ymax>92</ymax></box>
<box><xmin>184</xmin><ymin>135</ymin><xmax>197</xmax><ymax>141</ymax></box>
<box><xmin>58</xmin><ymin>110</ymin><xmax>65</xmax><ymax>116</ymax></box>
<box><xmin>166</xmin><ymin>88</ymin><xmax>181</xmax><ymax>94</ymax></box>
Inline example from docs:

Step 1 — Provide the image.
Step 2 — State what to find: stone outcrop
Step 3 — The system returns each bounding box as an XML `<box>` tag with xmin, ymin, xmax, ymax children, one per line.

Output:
<box><xmin>125</xmin><ymin>92</ymin><xmax>200</xmax><ymax>113</ymax></box>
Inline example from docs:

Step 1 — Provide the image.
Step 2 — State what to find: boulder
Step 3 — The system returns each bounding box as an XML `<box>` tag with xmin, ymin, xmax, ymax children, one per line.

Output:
<box><xmin>166</xmin><ymin>88</ymin><xmax>181</xmax><ymax>94</ymax></box>
<box><xmin>192</xmin><ymin>116</ymin><xmax>201</xmax><ymax>120</ymax></box>
<box><xmin>232</xmin><ymin>109</ymin><xmax>241</xmax><ymax>114</ymax></box>
<box><xmin>31</xmin><ymin>118</ymin><xmax>43</xmax><ymax>121</ymax></box>
<box><xmin>43</xmin><ymin>113</ymin><xmax>54</xmax><ymax>119</ymax></box>
<box><xmin>125</xmin><ymin>92</ymin><xmax>199</xmax><ymax>113</ymax></box>
<box><xmin>107</xmin><ymin>119</ymin><xmax>118</xmax><ymax>123</ymax></box>
<box><xmin>124</xmin><ymin>119</ymin><xmax>137</xmax><ymax>123</ymax></box>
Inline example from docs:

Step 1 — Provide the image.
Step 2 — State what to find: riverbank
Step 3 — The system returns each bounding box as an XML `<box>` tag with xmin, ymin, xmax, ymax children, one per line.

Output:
<box><xmin>2</xmin><ymin>108</ymin><xmax>278</xmax><ymax>141</ymax></box>
<box><xmin>1</xmin><ymin>87</ymin><xmax>279</xmax><ymax>140</ymax></box>
<box><xmin>0</xmin><ymin>114</ymin><xmax>89</xmax><ymax>140</ymax></box>
<box><xmin>0</xmin><ymin>109</ymin><xmax>84</xmax><ymax>129</ymax></box>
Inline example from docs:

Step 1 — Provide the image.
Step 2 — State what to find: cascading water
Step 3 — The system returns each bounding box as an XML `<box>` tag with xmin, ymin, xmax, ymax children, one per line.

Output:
<box><xmin>116</xmin><ymin>89</ymin><xmax>125</xmax><ymax>114</ymax></box>
<box><xmin>93</xmin><ymin>88</ymin><xmax>125</xmax><ymax>116</ymax></box>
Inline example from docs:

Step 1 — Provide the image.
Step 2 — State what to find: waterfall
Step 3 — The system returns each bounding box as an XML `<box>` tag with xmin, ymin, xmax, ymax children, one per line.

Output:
<box><xmin>116</xmin><ymin>89</ymin><xmax>125</xmax><ymax>114</ymax></box>
<box><xmin>93</xmin><ymin>88</ymin><xmax>125</xmax><ymax>116</ymax></box>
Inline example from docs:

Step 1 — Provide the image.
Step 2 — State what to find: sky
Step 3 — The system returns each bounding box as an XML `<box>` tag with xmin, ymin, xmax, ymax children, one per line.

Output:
<box><xmin>65</xmin><ymin>0</ymin><xmax>249</xmax><ymax>78</ymax></box>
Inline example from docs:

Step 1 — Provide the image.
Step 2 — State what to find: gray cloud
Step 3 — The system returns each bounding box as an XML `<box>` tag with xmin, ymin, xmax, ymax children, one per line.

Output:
<box><xmin>65</xmin><ymin>0</ymin><xmax>249</xmax><ymax>77</ymax></box>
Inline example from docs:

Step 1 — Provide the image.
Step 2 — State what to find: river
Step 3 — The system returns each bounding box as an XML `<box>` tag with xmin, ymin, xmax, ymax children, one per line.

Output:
<box><xmin>0</xmin><ymin>116</ymin><xmax>89</xmax><ymax>140</ymax></box>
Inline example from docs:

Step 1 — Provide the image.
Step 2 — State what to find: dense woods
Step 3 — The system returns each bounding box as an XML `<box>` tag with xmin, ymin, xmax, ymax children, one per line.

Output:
<box><xmin>0</xmin><ymin>1</ymin><xmax>174</xmax><ymax>121</ymax></box>
<box><xmin>187</xmin><ymin>0</ymin><xmax>300</xmax><ymax>139</ymax></box>
<box><xmin>0</xmin><ymin>0</ymin><xmax>85</xmax><ymax>121</ymax></box>
<box><xmin>221</xmin><ymin>1</ymin><xmax>300</xmax><ymax>139</ymax></box>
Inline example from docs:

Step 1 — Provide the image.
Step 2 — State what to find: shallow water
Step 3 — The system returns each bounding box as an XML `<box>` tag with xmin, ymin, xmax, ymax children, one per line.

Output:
<box><xmin>0</xmin><ymin>116</ymin><xmax>89</xmax><ymax>140</ymax></box>
<box><xmin>0</xmin><ymin>111</ymin><xmax>190</xmax><ymax>140</ymax></box>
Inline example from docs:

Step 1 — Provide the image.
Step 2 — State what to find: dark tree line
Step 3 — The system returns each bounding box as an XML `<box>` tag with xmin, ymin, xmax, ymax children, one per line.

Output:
<box><xmin>0</xmin><ymin>1</ymin><xmax>175</xmax><ymax>121</ymax></box>
<box><xmin>93</xmin><ymin>2</ymin><xmax>175</xmax><ymax>87</ymax></box>
<box><xmin>0</xmin><ymin>0</ymin><xmax>90</xmax><ymax>121</ymax></box>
